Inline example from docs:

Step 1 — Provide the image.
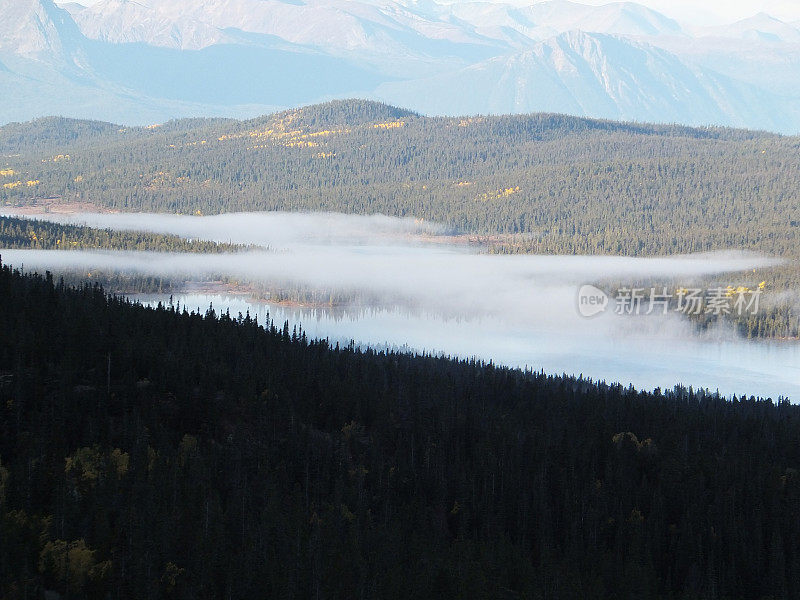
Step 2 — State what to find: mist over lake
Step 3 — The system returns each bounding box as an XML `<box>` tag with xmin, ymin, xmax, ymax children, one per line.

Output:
<box><xmin>2</xmin><ymin>210</ymin><xmax>796</xmax><ymax>400</ymax></box>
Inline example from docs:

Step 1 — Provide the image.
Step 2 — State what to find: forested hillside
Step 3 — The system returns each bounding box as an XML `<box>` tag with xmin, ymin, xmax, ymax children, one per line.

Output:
<box><xmin>0</xmin><ymin>216</ymin><xmax>247</xmax><ymax>253</ymax></box>
<box><xmin>2</xmin><ymin>100</ymin><xmax>799</xmax><ymax>258</ymax></box>
<box><xmin>1</xmin><ymin>261</ymin><xmax>799</xmax><ymax>599</ymax></box>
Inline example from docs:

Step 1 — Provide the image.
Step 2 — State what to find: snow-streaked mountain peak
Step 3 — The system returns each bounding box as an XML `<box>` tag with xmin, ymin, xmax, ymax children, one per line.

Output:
<box><xmin>3</xmin><ymin>0</ymin><xmax>800</xmax><ymax>133</ymax></box>
<box><xmin>0</xmin><ymin>0</ymin><xmax>85</xmax><ymax>60</ymax></box>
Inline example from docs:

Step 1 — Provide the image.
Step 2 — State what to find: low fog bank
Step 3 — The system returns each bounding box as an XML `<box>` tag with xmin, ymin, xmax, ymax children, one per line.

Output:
<box><xmin>0</xmin><ymin>243</ymin><xmax>780</xmax><ymax>338</ymax></box>
<box><xmin>0</xmin><ymin>210</ymin><xmax>782</xmax><ymax>335</ymax></box>
<box><xmin>0</xmin><ymin>211</ymin><xmax>793</xmax><ymax>399</ymax></box>
<box><xmin>0</xmin><ymin>211</ymin><xmax>452</xmax><ymax>248</ymax></box>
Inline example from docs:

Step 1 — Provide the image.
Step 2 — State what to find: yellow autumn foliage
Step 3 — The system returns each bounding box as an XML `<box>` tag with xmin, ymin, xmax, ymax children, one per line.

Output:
<box><xmin>39</xmin><ymin>539</ymin><xmax>111</xmax><ymax>591</ymax></box>
<box><xmin>285</xmin><ymin>140</ymin><xmax>319</xmax><ymax>148</ymax></box>
<box><xmin>480</xmin><ymin>186</ymin><xmax>521</xmax><ymax>201</ymax></box>
<box><xmin>373</xmin><ymin>121</ymin><xmax>405</xmax><ymax>129</ymax></box>
<box><xmin>305</xmin><ymin>128</ymin><xmax>349</xmax><ymax>138</ymax></box>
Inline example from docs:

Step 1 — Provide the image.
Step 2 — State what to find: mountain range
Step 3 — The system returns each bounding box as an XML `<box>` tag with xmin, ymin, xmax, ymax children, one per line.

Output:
<box><xmin>1</xmin><ymin>0</ymin><xmax>800</xmax><ymax>132</ymax></box>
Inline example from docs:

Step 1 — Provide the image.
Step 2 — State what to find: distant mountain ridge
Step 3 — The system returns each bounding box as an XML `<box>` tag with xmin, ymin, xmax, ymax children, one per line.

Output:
<box><xmin>1</xmin><ymin>0</ymin><xmax>799</xmax><ymax>132</ymax></box>
<box><xmin>374</xmin><ymin>30</ymin><xmax>794</xmax><ymax>132</ymax></box>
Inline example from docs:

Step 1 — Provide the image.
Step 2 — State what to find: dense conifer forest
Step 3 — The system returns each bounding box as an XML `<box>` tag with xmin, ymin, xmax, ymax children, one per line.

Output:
<box><xmin>0</xmin><ymin>216</ymin><xmax>247</xmax><ymax>253</ymax></box>
<box><xmin>1</xmin><ymin>260</ymin><xmax>799</xmax><ymax>599</ymax></box>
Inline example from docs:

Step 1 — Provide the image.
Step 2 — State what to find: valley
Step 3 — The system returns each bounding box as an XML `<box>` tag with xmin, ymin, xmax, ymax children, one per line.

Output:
<box><xmin>3</xmin><ymin>2</ymin><xmax>800</xmax><ymax>598</ymax></box>
<box><xmin>1</xmin><ymin>208</ymin><xmax>797</xmax><ymax>400</ymax></box>
<box><xmin>3</xmin><ymin>101</ymin><xmax>798</xmax><ymax>347</ymax></box>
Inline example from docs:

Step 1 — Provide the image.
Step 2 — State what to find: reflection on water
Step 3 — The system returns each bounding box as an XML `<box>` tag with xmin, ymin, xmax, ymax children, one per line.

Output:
<box><xmin>136</xmin><ymin>293</ymin><xmax>800</xmax><ymax>401</ymax></box>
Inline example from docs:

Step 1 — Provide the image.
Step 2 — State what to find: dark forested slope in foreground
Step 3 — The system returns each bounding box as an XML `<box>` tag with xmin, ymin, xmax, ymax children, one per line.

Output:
<box><xmin>2</xmin><ymin>100</ymin><xmax>799</xmax><ymax>257</ymax></box>
<box><xmin>1</xmin><ymin>260</ymin><xmax>799</xmax><ymax>599</ymax></box>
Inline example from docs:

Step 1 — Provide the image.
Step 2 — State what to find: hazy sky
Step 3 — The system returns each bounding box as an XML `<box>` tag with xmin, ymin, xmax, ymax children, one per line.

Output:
<box><xmin>60</xmin><ymin>0</ymin><xmax>800</xmax><ymax>25</ymax></box>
